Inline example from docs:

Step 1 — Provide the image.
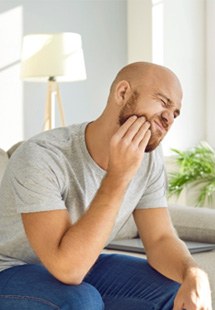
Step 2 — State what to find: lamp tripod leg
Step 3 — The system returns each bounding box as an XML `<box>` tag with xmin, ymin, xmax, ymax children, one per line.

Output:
<box><xmin>55</xmin><ymin>82</ymin><xmax>65</xmax><ymax>127</ymax></box>
<box><xmin>43</xmin><ymin>80</ymin><xmax>65</xmax><ymax>131</ymax></box>
<box><xmin>44</xmin><ymin>81</ymin><xmax>53</xmax><ymax>130</ymax></box>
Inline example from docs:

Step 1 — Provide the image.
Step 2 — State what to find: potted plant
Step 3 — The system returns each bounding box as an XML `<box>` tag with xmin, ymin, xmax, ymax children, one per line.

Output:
<box><xmin>168</xmin><ymin>141</ymin><xmax>215</xmax><ymax>207</ymax></box>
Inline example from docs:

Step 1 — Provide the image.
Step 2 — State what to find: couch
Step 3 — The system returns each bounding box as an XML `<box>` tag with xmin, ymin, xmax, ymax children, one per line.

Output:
<box><xmin>0</xmin><ymin>144</ymin><xmax>215</xmax><ymax>307</ymax></box>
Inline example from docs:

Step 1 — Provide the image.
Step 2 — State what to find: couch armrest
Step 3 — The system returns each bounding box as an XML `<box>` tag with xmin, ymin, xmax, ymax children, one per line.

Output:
<box><xmin>169</xmin><ymin>205</ymin><xmax>215</xmax><ymax>243</ymax></box>
<box><xmin>0</xmin><ymin>148</ymin><xmax>9</xmax><ymax>183</ymax></box>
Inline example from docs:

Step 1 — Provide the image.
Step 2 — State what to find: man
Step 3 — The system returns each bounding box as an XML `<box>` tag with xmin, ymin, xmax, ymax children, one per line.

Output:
<box><xmin>0</xmin><ymin>62</ymin><xmax>212</xmax><ymax>309</ymax></box>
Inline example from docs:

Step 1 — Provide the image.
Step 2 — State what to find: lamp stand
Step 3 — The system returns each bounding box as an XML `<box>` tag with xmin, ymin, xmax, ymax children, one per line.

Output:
<box><xmin>43</xmin><ymin>77</ymin><xmax>65</xmax><ymax>131</ymax></box>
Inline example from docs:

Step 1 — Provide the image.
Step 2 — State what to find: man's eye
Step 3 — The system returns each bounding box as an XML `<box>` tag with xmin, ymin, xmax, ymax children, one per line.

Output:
<box><xmin>161</xmin><ymin>99</ymin><xmax>167</xmax><ymax>106</ymax></box>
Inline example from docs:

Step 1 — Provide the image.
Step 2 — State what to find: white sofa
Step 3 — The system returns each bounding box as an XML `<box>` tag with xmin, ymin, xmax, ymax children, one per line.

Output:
<box><xmin>1</xmin><ymin>143</ymin><xmax>215</xmax><ymax>307</ymax></box>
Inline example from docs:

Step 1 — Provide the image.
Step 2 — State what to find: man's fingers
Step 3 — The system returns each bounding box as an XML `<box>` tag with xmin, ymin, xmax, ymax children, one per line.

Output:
<box><xmin>123</xmin><ymin>117</ymin><xmax>149</xmax><ymax>142</ymax></box>
<box><xmin>132</xmin><ymin>121</ymin><xmax>151</xmax><ymax>146</ymax></box>
<box><xmin>115</xmin><ymin>115</ymin><xmax>138</xmax><ymax>139</ymax></box>
<box><xmin>116</xmin><ymin>116</ymin><xmax>150</xmax><ymax>143</ymax></box>
<box><xmin>113</xmin><ymin>116</ymin><xmax>152</xmax><ymax>155</ymax></box>
<box><xmin>139</xmin><ymin>129</ymin><xmax>151</xmax><ymax>151</ymax></box>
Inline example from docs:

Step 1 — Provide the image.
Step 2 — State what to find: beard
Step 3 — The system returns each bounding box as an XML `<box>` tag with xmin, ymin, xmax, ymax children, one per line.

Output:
<box><xmin>118</xmin><ymin>91</ymin><xmax>164</xmax><ymax>152</ymax></box>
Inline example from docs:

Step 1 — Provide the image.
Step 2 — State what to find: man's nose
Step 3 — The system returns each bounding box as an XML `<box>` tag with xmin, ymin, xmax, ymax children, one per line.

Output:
<box><xmin>161</xmin><ymin>110</ymin><xmax>174</xmax><ymax>126</ymax></box>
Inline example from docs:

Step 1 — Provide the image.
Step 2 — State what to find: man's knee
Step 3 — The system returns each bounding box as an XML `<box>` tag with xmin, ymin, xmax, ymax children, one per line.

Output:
<box><xmin>63</xmin><ymin>282</ymin><xmax>104</xmax><ymax>310</ymax></box>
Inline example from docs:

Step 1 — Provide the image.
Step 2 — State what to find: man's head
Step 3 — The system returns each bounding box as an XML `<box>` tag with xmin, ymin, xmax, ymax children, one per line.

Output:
<box><xmin>108</xmin><ymin>62</ymin><xmax>182</xmax><ymax>152</ymax></box>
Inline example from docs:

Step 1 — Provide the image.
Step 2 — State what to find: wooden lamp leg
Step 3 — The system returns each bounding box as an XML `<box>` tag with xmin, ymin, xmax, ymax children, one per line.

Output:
<box><xmin>55</xmin><ymin>82</ymin><xmax>65</xmax><ymax>127</ymax></box>
<box><xmin>44</xmin><ymin>80</ymin><xmax>53</xmax><ymax>131</ymax></box>
<box><xmin>43</xmin><ymin>79</ymin><xmax>65</xmax><ymax>131</ymax></box>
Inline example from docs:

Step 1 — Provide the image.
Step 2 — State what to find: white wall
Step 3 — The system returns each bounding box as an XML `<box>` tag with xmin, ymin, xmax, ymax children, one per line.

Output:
<box><xmin>127</xmin><ymin>0</ymin><xmax>206</xmax><ymax>155</ymax></box>
<box><xmin>0</xmin><ymin>0</ymin><xmax>127</xmax><ymax>149</ymax></box>
<box><xmin>206</xmin><ymin>0</ymin><xmax>215</xmax><ymax>148</ymax></box>
<box><xmin>162</xmin><ymin>0</ymin><xmax>206</xmax><ymax>155</ymax></box>
<box><xmin>127</xmin><ymin>0</ymin><xmax>152</xmax><ymax>63</ymax></box>
<box><xmin>0</xmin><ymin>4</ymin><xmax>23</xmax><ymax>150</ymax></box>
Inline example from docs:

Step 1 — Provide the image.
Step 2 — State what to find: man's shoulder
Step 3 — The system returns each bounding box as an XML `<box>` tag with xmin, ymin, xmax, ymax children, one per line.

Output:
<box><xmin>29</xmin><ymin>122</ymin><xmax>86</xmax><ymax>146</ymax></box>
<box><xmin>23</xmin><ymin>123</ymin><xmax>87</xmax><ymax>153</ymax></box>
<box><xmin>8</xmin><ymin>123</ymin><xmax>88</xmax><ymax>170</ymax></box>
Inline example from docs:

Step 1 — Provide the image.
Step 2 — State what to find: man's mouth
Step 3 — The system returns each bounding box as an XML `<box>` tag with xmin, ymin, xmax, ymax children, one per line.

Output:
<box><xmin>153</xmin><ymin>120</ymin><xmax>167</xmax><ymax>133</ymax></box>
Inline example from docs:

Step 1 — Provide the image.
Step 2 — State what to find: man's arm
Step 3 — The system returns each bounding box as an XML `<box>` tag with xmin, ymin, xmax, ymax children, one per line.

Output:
<box><xmin>22</xmin><ymin>175</ymin><xmax>128</xmax><ymax>285</ymax></box>
<box><xmin>22</xmin><ymin>116</ymin><xmax>151</xmax><ymax>285</ymax></box>
<box><xmin>134</xmin><ymin>208</ymin><xmax>212</xmax><ymax>310</ymax></box>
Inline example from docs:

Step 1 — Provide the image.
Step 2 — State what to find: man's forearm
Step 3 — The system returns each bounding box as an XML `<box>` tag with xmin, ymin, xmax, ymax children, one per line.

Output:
<box><xmin>147</xmin><ymin>234</ymin><xmax>204</xmax><ymax>283</ymax></box>
<box><xmin>56</xmin><ymin>173</ymin><xmax>129</xmax><ymax>284</ymax></box>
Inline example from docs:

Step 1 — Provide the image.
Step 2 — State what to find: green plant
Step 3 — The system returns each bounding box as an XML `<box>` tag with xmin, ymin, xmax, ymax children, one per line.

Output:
<box><xmin>168</xmin><ymin>141</ymin><xmax>215</xmax><ymax>206</ymax></box>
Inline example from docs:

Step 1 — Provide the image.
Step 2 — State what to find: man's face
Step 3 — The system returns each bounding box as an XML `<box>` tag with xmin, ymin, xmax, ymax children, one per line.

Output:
<box><xmin>118</xmin><ymin>77</ymin><xmax>182</xmax><ymax>152</ymax></box>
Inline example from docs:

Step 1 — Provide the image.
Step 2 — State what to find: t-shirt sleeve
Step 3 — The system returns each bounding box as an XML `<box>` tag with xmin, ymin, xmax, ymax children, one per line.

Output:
<box><xmin>135</xmin><ymin>147</ymin><xmax>168</xmax><ymax>209</ymax></box>
<box><xmin>9</xmin><ymin>141</ymin><xmax>67</xmax><ymax>213</ymax></box>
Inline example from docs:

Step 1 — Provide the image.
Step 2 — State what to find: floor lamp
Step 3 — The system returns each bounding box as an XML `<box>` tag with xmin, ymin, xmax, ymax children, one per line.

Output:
<box><xmin>20</xmin><ymin>33</ymin><xmax>87</xmax><ymax>130</ymax></box>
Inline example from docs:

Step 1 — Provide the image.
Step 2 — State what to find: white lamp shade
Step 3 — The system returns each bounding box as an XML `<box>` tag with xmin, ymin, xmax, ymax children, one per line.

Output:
<box><xmin>20</xmin><ymin>33</ymin><xmax>87</xmax><ymax>82</ymax></box>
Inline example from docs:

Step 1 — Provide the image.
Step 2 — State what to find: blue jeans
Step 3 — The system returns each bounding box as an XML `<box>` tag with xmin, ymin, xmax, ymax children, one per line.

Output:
<box><xmin>0</xmin><ymin>254</ymin><xmax>180</xmax><ymax>309</ymax></box>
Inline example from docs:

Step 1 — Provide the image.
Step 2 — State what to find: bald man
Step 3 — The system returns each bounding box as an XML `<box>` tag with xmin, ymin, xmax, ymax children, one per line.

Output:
<box><xmin>0</xmin><ymin>62</ymin><xmax>211</xmax><ymax>310</ymax></box>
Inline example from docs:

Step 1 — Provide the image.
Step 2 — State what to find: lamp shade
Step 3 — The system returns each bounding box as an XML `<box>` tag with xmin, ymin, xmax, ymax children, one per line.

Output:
<box><xmin>20</xmin><ymin>33</ymin><xmax>87</xmax><ymax>82</ymax></box>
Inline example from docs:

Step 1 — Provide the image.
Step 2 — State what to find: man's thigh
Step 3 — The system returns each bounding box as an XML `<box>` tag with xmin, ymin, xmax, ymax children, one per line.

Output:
<box><xmin>85</xmin><ymin>253</ymin><xmax>180</xmax><ymax>310</ymax></box>
<box><xmin>0</xmin><ymin>264</ymin><xmax>104</xmax><ymax>310</ymax></box>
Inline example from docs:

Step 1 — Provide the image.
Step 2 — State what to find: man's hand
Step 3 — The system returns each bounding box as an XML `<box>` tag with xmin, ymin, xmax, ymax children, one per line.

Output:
<box><xmin>173</xmin><ymin>267</ymin><xmax>212</xmax><ymax>310</ymax></box>
<box><xmin>107</xmin><ymin>115</ymin><xmax>151</xmax><ymax>182</ymax></box>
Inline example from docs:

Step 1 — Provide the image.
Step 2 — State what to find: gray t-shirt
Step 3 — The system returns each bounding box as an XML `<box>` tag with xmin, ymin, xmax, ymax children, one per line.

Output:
<box><xmin>0</xmin><ymin>122</ymin><xmax>167</xmax><ymax>272</ymax></box>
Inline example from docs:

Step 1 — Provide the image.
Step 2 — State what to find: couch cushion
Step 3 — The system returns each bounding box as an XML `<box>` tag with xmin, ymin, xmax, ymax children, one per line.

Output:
<box><xmin>169</xmin><ymin>205</ymin><xmax>215</xmax><ymax>243</ymax></box>
<box><xmin>114</xmin><ymin>216</ymin><xmax>138</xmax><ymax>240</ymax></box>
<box><xmin>0</xmin><ymin>148</ymin><xmax>9</xmax><ymax>183</ymax></box>
<box><xmin>7</xmin><ymin>141</ymin><xmax>23</xmax><ymax>158</ymax></box>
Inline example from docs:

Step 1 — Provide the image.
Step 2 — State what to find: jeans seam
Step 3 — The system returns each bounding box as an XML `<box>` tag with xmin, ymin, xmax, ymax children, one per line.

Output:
<box><xmin>0</xmin><ymin>294</ymin><xmax>60</xmax><ymax>309</ymax></box>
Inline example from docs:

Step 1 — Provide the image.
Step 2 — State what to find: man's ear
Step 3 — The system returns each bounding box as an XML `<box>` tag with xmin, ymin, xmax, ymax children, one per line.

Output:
<box><xmin>114</xmin><ymin>80</ymin><xmax>131</xmax><ymax>106</ymax></box>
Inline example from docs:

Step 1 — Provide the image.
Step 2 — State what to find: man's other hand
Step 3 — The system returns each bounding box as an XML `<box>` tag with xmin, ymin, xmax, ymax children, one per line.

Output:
<box><xmin>173</xmin><ymin>267</ymin><xmax>212</xmax><ymax>310</ymax></box>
